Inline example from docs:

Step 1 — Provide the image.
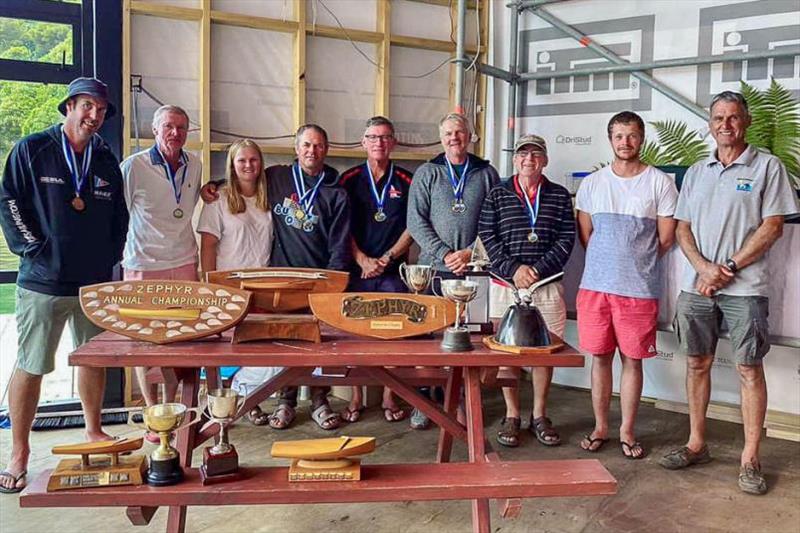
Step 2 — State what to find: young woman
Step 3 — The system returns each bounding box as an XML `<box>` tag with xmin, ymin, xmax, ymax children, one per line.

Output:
<box><xmin>197</xmin><ymin>139</ymin><xmax>275</xmax><ymax>425</ymax></box>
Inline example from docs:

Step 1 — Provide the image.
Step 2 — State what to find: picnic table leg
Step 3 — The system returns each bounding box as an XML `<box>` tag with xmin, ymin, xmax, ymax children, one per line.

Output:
<box><xmin>204</xmin><ymin>366</ymin><xmax>222</xmax><ymax>390</ymax></box>
<box><xmin>436</xmin><ymin>367</ymin><xmax>464</xmax><ymax>463</ymax></box>
<box><xmin>166</xmin><ymin>368</ymin><xmax>200</xmax><ymax>533</ymax></box>
<box><xmin>464</xmin><ymin>367</ymin><xmax>490</xmax><ymax>533</ymax></box>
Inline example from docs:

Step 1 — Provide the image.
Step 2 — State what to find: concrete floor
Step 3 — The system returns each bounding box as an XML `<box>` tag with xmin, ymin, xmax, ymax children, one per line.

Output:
<box><xmin>1</xmin><ymin>385</ymin><xmax>799</xmax><ymax>533</ymax></box>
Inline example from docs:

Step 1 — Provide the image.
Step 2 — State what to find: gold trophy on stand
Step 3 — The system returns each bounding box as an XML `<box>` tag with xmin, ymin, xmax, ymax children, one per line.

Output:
<box><xmin>142</xmin><ymin>403</ymin><xmax>200</xmax><ymax>486</ymax></box>
<box><xmin>200</xmin><ymin>388</ymin><xmax>247</xmax><ymax>485</ymax></box>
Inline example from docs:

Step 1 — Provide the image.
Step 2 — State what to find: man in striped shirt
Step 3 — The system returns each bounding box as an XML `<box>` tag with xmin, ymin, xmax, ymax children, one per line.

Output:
<box><xmin>478</xmin><ymin>134</ymin><xmax>575</xmax><ymax>448</ymax></box>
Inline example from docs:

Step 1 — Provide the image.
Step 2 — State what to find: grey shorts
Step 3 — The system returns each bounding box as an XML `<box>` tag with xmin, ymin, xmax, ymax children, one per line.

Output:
<box><xmin>674</xmin><ymin>291</ymin><xmax>770</xmax><ymax>366</ymax></box>
<box><xmin>15</xmin><ymin>286</ymin><xmax>103</xmax><ymax>375</ymax></box>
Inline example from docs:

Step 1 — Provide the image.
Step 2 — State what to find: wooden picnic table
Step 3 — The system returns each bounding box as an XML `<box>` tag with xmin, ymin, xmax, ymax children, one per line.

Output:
<box><xmin>20</xmin><ymin>329</ymin><xmax>616</xmax><ymax>533</ymax></box>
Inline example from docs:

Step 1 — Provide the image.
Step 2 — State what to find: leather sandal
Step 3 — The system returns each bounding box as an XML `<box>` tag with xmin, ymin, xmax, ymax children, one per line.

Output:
<box><xmin>530</xmin><ymin>415</ymin><xmax>561</xmax><ymax>446</ymax></box>
<box><xmin>310</xmin><ymin>403</ymin><xmax>341</xmax><ymax>430</ymax></box>
<box><xmin>247</xmin><ymin>406</ymin><xmax>270</xmax><ymax>426</ymax></box>
<box><xmin>496</xmin><ymin>417</ymin><xmax>521</xmax><ymax>447</ymax></box>
<box><xmin>267</xmin><ymin>403</ymin><xmax>296</xmax><ymax>430</ymax></box>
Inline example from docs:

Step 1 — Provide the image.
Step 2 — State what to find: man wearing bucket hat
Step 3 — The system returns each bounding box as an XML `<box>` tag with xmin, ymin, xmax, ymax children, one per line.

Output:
<box><xmin>0</xmin><ymin>77</ymin><xmax>128</xmax><ymax>493</ymax></box>
<box><xmin>478</xmin><ymin>134</ymin><xmax>575</xmax><ymax>448</ymax></box>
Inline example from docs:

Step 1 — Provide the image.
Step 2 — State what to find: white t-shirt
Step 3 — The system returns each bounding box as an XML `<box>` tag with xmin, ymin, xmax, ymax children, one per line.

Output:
<box><xmin>196</xmin><ymin>189</ymin><xmax>274</xmax><ymax>271</ymax></box>
<box><xmin>121</xmin><ymin>148</ymin><xmax>202</xmax><ymax>270</ymax></box>
<box><xmin>575</xmin><ymin>165</ymin><xmax>678</xmax><ymax>299</ymax></box>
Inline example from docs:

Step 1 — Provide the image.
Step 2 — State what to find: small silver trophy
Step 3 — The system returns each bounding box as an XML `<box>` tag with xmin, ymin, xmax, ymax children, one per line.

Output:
<box><xmin>436</xmin><ymin>279</ymin><xmax>480</xmax><ymax>351</ymax></box>
<box><xmin>399</xmin><ymin>263</ymin><xmax>434</xmax><ymax>294</ymax></box>
<box><xmin>200</xmin><ymin>388</ymin><xmax>247</xmax><ymax>484</ymax></box>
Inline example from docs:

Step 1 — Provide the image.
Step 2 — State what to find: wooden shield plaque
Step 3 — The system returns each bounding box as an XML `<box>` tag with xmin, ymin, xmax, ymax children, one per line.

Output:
<box><xmin>308</xmin><ymin>292</ymin><xmax>457</xmax><ymax>340</ymax></box>
<box><xmin>80</xmin><ymin>281</ymin><xmax>252</xmax><ymax>344</ymax></box>
<box><xmin>206</xmin><ymin>268</ymin><xmax>349</xmax><ymax>313</ymax></box>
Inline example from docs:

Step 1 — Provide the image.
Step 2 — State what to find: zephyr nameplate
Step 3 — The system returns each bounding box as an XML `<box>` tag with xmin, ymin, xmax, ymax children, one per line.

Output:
<box><xmin>309</xmin><ymin>292</ymin><xmax>457</xmax><ymax>340</ymax></box>
<box><xmin>79</xmin><ymin>281</ymin><xmax>252</xmax><ymax>344</ymax></box>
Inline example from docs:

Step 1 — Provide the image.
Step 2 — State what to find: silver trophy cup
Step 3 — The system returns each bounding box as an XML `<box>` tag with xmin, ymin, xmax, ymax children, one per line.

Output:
<box><xmin>203</xmin><ymin>388</ymin><xmax>246</xmax><ymax>455</ymax></box>
<box><xmin>399</xmin><ymin>263</ymin><xmax>434</xmax><ymax>294</ymax></box>
<box><xmin>436</xmin><ymin>278</ymin><xmax>479</xmax><ymax>351</ymax></box>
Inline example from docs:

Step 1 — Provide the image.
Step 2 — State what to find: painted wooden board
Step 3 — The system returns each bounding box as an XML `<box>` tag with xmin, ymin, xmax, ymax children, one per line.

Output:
<box><xmin>308</xmin><ymin>292</ymin><xmax>457</xmax><ymax>340</ymax></box>
<box><xmin>80</xmin><ymin>281</ymin><xmax>251</xmax><ymax>344</ymax></box>
<box><xmin>206</xmin><ymin>268</ymin><xmax>349</xmax><ymax>312</ymax></box>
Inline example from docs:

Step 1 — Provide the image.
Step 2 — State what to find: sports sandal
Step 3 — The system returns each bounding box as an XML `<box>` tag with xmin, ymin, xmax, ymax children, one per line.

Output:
<box><xmin>0</xmin><ymin>470</ymin><xmax>27</xmax><ymax>494</ymax></box>
<box><xmin>340</xmin><ymin>405</ymin><xmax>364</xmax><ymax>423</ymax></box>
<box><xmin>530</xmin><ymin>416</ymin><xmax>561</xmax><ymax>446</ymax></box>
<box><xmin>268</xmin><ymin>403</ymin><xmax>296</xmax><ymax>430</ymax></box>
<box><xmin>311</xmin><ymin>403</ymin><xmax>341</xmax><ymax>430</ymax></box>
<box><xmin>621</xmin><ymin>440</ymin><xmax>646</xmax><ymax>460</ymax></box>
<box><xmin>580</xmin><ymin>434</ymin><xmax>610</xmax><ymax>452</ymax></box>
<box><xmin>496</xmin><ymin>417</ymin><xmax>521</xmax><ymax>447</ymax></box>
<box><xmin>247</xmin><ymin>406</ymin><xmax>270</xmax><ymax>426</ymax></box>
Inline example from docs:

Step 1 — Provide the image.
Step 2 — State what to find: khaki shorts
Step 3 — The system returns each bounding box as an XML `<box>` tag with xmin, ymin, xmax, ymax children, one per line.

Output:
<box><xmin>674</xmin><ymin>291</ymin><xmax>770</xmax><ymax>366</ymax></box>
<box><xmin>15</xmin><ymin>286</ymin><xmax>103</xmax><ymax>375</ymax></box>
<box><xmin>490</xmin><ymin>281</ymin><xmax>566</xmax><ymax>337</ymax></box>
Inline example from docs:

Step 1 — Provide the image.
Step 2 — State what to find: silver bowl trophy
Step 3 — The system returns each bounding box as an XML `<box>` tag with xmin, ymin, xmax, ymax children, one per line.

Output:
<box><xmin>200</xmin><ymin>387</ymin><xmax>247</xmax><ymax>485</ymax></box>
<box><xmin>399</xmin><ymin>263</ymin><xmax>434</xmax><ymax>294</ymax></box>
<box><xmin>436</xmin><ymin>279</ymin><xmax>480</xmax><ymax>351</ymax></box>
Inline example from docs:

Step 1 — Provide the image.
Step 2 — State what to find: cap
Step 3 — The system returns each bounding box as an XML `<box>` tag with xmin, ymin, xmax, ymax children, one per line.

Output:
<box><xmin>58</xmin><ymin>77</ymin><xmax>116</xmax><ymax>119</ymax></box>
<box><xmin>513</xmin><ymin>134</ymin><xmax>547</xmax><ymax>154</ymax></box>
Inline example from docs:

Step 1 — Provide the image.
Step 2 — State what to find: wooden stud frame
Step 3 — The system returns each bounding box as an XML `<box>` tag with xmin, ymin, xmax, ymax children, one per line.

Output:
<box><xmin>121</xmin><ymin>0</ymin><xmax>489</xmax><ymax>172</ymax></box>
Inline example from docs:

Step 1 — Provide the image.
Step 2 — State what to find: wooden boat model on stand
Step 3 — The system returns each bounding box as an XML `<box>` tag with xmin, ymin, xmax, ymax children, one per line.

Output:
<box><xmin>206</xmin><ymin>268</ymin><xmax>350</xmax><ymax>343</ymax></box>
<box><xmin>271</xmin><ymin>436</ymin><xmax>376</xmax><ymax>482</ymax></box>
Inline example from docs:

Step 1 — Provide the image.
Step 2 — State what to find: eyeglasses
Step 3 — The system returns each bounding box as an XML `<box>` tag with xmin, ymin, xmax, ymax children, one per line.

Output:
<box><xmin>364</xmin><ymin>134</ymin><xmax>394</xmax><ymax>143</ymax></box>
<box><xmin>515</xmin><ymin>150</ymin><xmax>545</xmax><ymax>159</ymax></box>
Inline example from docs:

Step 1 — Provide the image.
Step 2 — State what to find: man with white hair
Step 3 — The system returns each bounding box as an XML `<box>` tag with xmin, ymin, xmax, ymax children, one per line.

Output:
<box><xmin>406</xmin><ymin>112</ymin><xmax>500</xmax><ymax>429</ymax></box>
<box><xmin>120</xmin><ymin>105</ymin><xmax>202</xmax><ymax>429</ymax></box>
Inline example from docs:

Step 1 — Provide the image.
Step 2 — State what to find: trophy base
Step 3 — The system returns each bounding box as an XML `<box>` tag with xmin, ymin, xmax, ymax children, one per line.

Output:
<box><xmin>200</xmin><ymin>445</ymin><xmax>240</xmax><ymax>485</ymax></box>
<box><xmin>48</xmin><ymin>455</ymin><xmax>147</xmax><ymax>492</ymax></box>
<box><xmin>288</xmin><ymin>458</ymin><xmax>361</xmax><ymax>482</ymax></box>
<box><xmin>147</xmin><ymin>456</ymin><xmax>183</xmax><ymax>486</ymax></box>
<box><xmin>440</xmin><ymin>328</ymin><xmax>474</xmax><ymax>352</ymax></box>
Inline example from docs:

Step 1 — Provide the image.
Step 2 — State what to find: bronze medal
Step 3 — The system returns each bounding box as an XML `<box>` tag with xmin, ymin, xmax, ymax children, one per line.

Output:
<box><xmin>71</xmin><ymin>196</ymin><xmax>86</xmax><ymax>212</ymax></box>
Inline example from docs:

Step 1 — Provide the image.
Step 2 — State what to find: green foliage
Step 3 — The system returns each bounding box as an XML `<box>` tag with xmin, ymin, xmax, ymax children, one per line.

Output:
<box><xmin>740</xmin><ymin>79</ymin><xmax>800</xmax><ymax>180</ymax></box>
<box><xmin>646</xmin><ymin>120</ymin><xmax>710</xmax><ymax>167</ymax></box>
<box><xmin>639</xmin><ymin>138</ymin><xmax>671</xmax><ymax>167</ymax></box>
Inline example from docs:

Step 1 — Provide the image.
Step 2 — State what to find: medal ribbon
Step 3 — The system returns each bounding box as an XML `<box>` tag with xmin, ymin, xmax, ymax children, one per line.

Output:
<box><xmin>291</xmin><ymin>162</ymin><xmax>325</xmax><ymax>215</ymax></box>
<box><xmin>158</xmin><ymin>149</ymin><xmax>189</xmax><ymax>207</ymax></box>
<box><xmin>365</xmin><ymin>161</ymin><xmax>394</xmax><ymax>214</ymax></box>
<box><xmin>518</xmin><ymin>176</ymin><xmax>542</xmax><ymax>235</ymax></box>
<box><xmin>61</xmin><ymin>126</ymin><xmax>93</xmax><ymax>199</ymax></box>
<box><xmin>445</xmin><ymin>157</ymin><xmax>470</xmax><ymax>204</ymax></box>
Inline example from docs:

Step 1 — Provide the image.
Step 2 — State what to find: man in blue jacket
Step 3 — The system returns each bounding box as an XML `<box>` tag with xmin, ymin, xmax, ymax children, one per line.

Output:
<box><xmin>0</xmin><ymin>78</ymin><xmax>129</xmax><ymax>493</ymax></box>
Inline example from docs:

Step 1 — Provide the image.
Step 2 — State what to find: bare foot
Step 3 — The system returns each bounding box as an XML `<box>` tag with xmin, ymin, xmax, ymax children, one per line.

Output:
<box><xmin>85</xmin><ymin>430</ymin><xmax>115</xmax><ymax>442</ymax></box>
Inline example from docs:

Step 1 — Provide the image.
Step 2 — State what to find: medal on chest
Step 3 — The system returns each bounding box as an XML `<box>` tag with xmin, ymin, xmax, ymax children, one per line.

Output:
<box><xmin>445</xmin><ymin>158</ymin><xmax>470</xmax><ymax>214</ymax></box>
<box><xmin>159</xmin><ymin>149</ymin><xmax>189</xmax><ymax>219</ymax></box>
<box><xmin>61</xmin><ymin>127</ymin><xmax>93</xmax><ymax>212</ymax></box>
<box><xmin>519</xmin><ymin>177</ymin><xmax>542</xmax><ymax>244</ymax></box>
<box><xmin>366</xmin><ymin>161</ymin><xmax>394</xmax><ymax>223</ymax></box>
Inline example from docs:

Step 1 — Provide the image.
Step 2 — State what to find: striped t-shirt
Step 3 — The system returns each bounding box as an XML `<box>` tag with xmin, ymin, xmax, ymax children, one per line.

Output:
<box><xmin>575</xmin><ymin>165</ymin><xmax>678</xmax><ymax>299</ymax></box>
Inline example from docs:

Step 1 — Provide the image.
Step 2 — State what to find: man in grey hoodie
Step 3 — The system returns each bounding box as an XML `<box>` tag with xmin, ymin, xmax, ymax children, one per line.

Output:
<box><xmin>406</xmin><ymin>112</ymin><xmax>500</xmax><ymax>428</ymax></box>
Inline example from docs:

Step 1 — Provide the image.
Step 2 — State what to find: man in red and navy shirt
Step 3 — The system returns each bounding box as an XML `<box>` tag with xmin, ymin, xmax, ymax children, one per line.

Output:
<box><xmin>338</xmin><ymin>116</ymin><xmax>413</xmax><ymax>424</ymax></box>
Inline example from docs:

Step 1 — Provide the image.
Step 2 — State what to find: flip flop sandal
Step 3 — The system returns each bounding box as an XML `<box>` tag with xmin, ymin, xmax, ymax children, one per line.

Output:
<box><xmin>530</xmin><ymin>415</ymin><xmax>561</xmax><ymax>446</ymax></box>
<box><xmin>247</xmin><ymin>406</ymin><xmax>270</xmax><ymax>426</ymax></box>
<box><xmin>311</xmin><ymin>403</ymin><xmax>341</xmax><ymax>430</ymax></box>
<box><xmin>382</xmin><ymin>406</ymin><xmax>407</xmax><ymax>422</ymax></box>
<box><xmin>0</xmin><ymin>470</ymin><xmax>27</xmax><ymax>494</ymax></box>
<box><xmin>341</xmin><ymin>406</ymin><xmax>365</xmax><ymax>423</ymax></box>
<box><xmin>621</xmin><ymin>440</ymin><xmax>646</xmax><ymax>460</ymax></box>
<box><xmin>268</xmin><ymin>404</ymin><xmax>296</xmax><ymax>430</ymax></box>
<box><xmin>580</xmin><ymin>434</ymin><xmax>610</xmax><ymax>452</ymax></box>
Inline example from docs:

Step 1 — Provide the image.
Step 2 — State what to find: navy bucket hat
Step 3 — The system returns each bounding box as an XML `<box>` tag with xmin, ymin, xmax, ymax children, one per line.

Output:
<box><xmin>58</xmin><ymin>77</ymin><xmax>116</xmax><ymax>119</ymax></box>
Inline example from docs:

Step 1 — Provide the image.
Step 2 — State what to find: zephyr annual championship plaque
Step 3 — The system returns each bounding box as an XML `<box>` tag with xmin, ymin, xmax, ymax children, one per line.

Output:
<box><xmin>79</xmin><ymin>281</ymin><xmax>252</xmax><ymax>344</ymax></box>
<box><xmin>308</xmin><ymin>292</ymin><xmax>457</xmax><ymax>340</ymax></box>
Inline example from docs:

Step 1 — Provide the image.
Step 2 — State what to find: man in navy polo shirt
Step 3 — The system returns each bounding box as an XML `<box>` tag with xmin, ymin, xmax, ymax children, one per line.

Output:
<box><xmin>0</xmin><ymin>78</ymin><xmax>128</xmax><ymax>493</ymax></box>
<box><xmin>338</xmin><ymin>116</ymin><xmax>413</xmax><ymax>423</ymax></box>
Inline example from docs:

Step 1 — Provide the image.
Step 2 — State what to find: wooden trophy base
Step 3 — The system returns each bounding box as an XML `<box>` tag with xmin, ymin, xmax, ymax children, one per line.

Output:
<box><xmin>200</xmin><ymin>446</ymin><xmax>241</xmax><ymax>485</ymax></box>
<box><xmin>288</xmin><ymin>458</ymin><xmax>362</xmax><ymax>482</ymax></box>
<box><xmin>482</xmin><ymin>333</ymin><xmax>565</xmax><ymax>354</ymax></box>
<box><xmin>232</xmin><ymin>314</ymin><xmax>321</xmax><ymax>344</ymax></box>
<box><xmin>48</xmin><ymin>455</ymin><xmax>147</xmax><ymax>491</ymax></box>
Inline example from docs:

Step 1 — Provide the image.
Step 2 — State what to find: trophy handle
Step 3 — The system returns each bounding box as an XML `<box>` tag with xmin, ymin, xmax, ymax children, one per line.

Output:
<box><xmin>174</xmin><ymin>407</ymin><xmax>204</xmax><ymax>432</ymax></box>
<box><xmin>431</xmin><ymin>275</ymin><xmax>443</xmax><ymax>297</ymax></box>
<box><xmin>398</xmin><ymin>262</ymin><xmax>410</xmax><ymax>288</ymax></box>
<box><xmin>235</xmin><ymin>387</ymin><xmax>249</xmax><ymax>418</ymax></box>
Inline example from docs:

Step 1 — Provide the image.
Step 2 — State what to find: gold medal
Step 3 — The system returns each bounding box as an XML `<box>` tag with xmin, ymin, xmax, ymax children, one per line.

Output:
<box><xmin>295</xmin><ymin>209</ymin><xmax>305</xmax><ymax>220</ymax></box>
<box><xmin>71</xmin><ymin>196</ymin><xmax>86</xmax><ymax>212</ymax></box>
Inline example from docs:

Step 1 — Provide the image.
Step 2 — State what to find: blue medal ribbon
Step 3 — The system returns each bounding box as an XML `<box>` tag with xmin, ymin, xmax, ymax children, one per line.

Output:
<box><xmin>158</xmin><ymin>149</ymin><xmax>189</xmax><ymax>208</ymax></box>
<box><xmin>519</xmin><ymin>177</ymin><xmax>542</xmax><ymax>236</ymax></box>
<box><xmin>445</xmin><ymin>157</ymin><xmax>470</xmax><ymax>205</ymax></box>
<box><xmin>61</xmin><ymin>126</ymin><xmax>93</xmax><ymax>199</ymax></box>
<box><xmin>291</xmin><ymin>162</ymin><xmax>325</xmax><ymax>216</ymax></box>
<box><xmin>365</xmin><ymin>161</ymin><xmax>394</xmax><ymax>217</ymax></box>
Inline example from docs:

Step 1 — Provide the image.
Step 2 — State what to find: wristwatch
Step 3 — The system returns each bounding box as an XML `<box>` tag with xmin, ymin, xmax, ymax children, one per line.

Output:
<box><xmin>725</xmin><ymin>258</ymin><xmax>738</xmax><ymax>273</ymax></box>
<box><xmin>382</xmin><ymin>251</ymin><xmax>394</xmax><ymax>263</ymax></box>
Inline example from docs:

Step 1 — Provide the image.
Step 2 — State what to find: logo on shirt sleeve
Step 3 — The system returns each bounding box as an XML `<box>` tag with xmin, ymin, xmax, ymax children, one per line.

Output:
<box><xmin>389</xmin><ymin>186</ymin><xmax>402</xmax><ymax>199</ymax></box>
